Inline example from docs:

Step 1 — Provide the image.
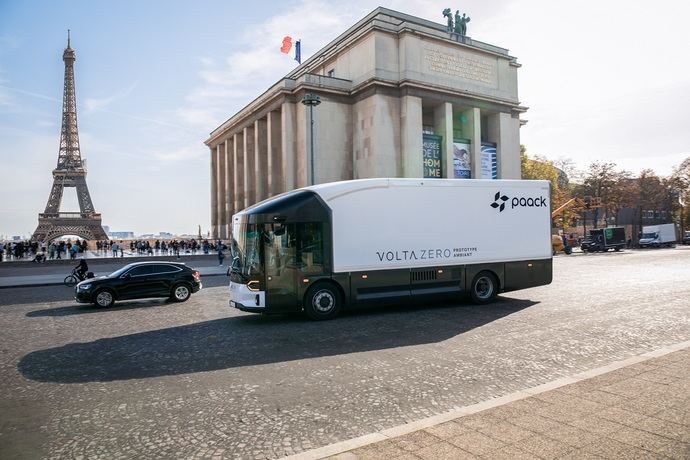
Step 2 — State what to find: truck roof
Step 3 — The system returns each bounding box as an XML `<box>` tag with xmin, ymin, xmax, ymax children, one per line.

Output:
<box><xmin>236</xmin><ymin>178</ymin><xmax>551</xmax><ymax>217</ymax></box>
<box><xmin>306</xmin><ymin>178</ymin><xmax>550</xmax><ymax>202</ymax></box>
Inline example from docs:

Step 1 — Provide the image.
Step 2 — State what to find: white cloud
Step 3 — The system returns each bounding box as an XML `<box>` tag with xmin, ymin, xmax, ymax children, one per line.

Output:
<box><xmin>177</xmin><ymin>0</ymin><xmax>371</xmax><ymax>130</ymax></box>
<box><xmin>84</xmin><ymin>81</ymin><xmax>138</xmax><ymax>112</ymax></box>
<box><xmin>152</xmin><ymin>146</ymin><xmax>206</xmax><ymax>162</ymax></box>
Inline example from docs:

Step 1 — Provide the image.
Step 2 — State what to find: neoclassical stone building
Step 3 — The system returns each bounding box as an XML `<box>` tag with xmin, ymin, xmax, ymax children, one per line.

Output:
<box><xmin>206</xmin><ymin>7</ymin><xmax>526</xmax><ymax>239</ymax></box>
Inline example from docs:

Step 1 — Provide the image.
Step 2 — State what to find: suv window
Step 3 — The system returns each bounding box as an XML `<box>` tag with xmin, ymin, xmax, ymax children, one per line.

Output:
<box><xmin>126</xmin><ymin>265</ymin><xmax>152</xmax><ymax>277</ymax></box>
<box><xmin>150</xmin><ymin>264</ymin><xmax>181</xmax><ymax>275</ymax></box>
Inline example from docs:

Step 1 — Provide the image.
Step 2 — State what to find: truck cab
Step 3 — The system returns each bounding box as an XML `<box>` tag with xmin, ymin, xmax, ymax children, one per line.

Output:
<box><xmin>580</xmin><ymin>227</ymin><xmax>626</xmax><ymax>252</ymax></box>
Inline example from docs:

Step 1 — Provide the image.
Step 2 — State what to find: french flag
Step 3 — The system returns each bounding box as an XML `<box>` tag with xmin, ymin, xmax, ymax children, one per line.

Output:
<box><xmin>280</xmin><ymin>36</ymin><xmax>301</xmax><ymax>64</ymax></box>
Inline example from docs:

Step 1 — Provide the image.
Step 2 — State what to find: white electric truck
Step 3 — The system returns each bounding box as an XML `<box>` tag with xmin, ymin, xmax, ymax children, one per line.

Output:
<box><xmin>228</xmin><ymin>178</ymin><xmax>553</xmax><ymax>319</ymax></box>
<box><xmin>639</xmin><ymin>223</ymin><xmax>676</xmax><ymax>248</ymax></box>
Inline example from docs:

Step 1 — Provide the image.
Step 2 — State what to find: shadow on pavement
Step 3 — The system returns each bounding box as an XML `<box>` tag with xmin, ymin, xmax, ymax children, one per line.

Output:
<box><xmin>26</xmin><ymin>299</ymin><xmax>172</xmax><ymax>317</ymax></box>
<box><xmin>1</xmin><ymin>278</ymin><xmax>228</xmax><ymax>309</ymax></box>
<box><xmin>0</xmin><ymin>285</ymin><xmax>76</xmax><ymax>307</ymax></box>
<box><xmin>18</xmin><ymin>297</ymin><xmax>537</xmax><ymax>384</ymax></box>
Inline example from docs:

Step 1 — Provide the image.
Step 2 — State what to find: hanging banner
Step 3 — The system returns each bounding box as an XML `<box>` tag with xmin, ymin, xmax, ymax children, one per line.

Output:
<box><xmin>422</xmin><ymin>134</ymin><xmax>442</xmax><ymax>178</ymax></box>
<box><xmin>480</xmin><ymin>143</ymin><xmax>497</xmax><ymax>179</ymax></box>
<box><xmin>452</xmin><ymin>140</ymin><xmax>471</xmax><ymax>178</ymax></box>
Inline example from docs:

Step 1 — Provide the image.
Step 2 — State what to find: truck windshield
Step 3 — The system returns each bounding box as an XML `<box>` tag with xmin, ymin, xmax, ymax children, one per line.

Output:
<box><xmin>231</xmin><ymin>223</ymin><xmax>262</xmax><ymax>277</ymax></box>
<box><xmin>641</xmin><ymin>232</ymin><xmax>657</xmax><ymax>239</ymax></box>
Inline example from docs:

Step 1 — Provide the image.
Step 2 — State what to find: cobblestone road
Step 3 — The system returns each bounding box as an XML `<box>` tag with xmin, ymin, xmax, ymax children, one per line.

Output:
<box><xmin>0</xmin><ymin>248</ymin><xmax>688</xmax><ymax>458</ymax></box>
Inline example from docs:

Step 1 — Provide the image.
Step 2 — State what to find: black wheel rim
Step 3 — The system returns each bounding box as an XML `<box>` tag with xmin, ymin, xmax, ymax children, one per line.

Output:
<box><xmin>474</xmin><ymin>276</ymin><xmax>493</xmax><ymax>300</ymax></box>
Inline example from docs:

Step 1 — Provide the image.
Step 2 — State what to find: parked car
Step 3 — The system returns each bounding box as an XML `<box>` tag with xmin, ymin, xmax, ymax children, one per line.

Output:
<box><xmin>683</xmin><ymin>230</ymin><xmax>690</xmax><ymax>245</ymax></box>
<box><xmin>75</xmin><ymin>261</ymin><xmax>202</xmax><ymax>307</ymax></box>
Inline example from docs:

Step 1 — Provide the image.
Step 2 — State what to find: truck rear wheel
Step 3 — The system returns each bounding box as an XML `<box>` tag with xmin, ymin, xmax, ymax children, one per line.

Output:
<box><xmin>304</xmin><ymin>283</ymin><xmax>342</xmax><ymax>320</ymax></box>
<box><xmin>470</xmin><ymin>271</ymin><xmax>498</xmax><ymax>305</ymax></box>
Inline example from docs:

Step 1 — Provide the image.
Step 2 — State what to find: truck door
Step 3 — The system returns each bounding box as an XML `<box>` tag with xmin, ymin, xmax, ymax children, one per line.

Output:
<box><xmin>263</xmin><ymin>223</ymin><xmax>300</xmax><ymax>311</ymax></box>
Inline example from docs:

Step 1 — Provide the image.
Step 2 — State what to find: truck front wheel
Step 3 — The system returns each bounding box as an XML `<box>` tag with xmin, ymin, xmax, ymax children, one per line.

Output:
<box><xmin>304</xmin><ymin>283</ymin><xmax>342</xmax><ymax>320</ymax></box>
<box><xmin>470</xmin><ymin>271</ymin><xmax>498</xmax><ymax>305</ymax></box>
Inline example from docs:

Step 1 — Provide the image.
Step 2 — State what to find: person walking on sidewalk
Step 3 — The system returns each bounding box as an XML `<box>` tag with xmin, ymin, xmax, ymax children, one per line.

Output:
<box><xmin>217</xmin><ymin>245</ymin><xmax>225</xmax><ymax>266</ymax></box>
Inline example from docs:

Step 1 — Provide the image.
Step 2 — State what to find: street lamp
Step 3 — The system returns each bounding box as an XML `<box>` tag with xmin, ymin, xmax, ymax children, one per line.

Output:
<box><xmin>301</xmin><ymin>92</ymin><xmax>321</xmax><ymax>186</ymax></box>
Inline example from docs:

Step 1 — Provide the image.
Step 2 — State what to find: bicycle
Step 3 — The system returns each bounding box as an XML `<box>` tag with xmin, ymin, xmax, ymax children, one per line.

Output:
<box><xmin>64</xmin><ymin>268</ymin><xmax>85</xmax><ymax>287</ymax></box>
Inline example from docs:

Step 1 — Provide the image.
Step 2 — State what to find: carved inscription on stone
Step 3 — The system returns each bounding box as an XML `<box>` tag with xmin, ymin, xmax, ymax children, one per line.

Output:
<box><xmin>424</xmin><ymin>48</ymin><xmax>496</xmax><ymax>85</ymax></box>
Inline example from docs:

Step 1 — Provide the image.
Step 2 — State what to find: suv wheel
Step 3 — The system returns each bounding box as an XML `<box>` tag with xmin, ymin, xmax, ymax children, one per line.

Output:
<box><xmin>94</xmin><ymin>289</ymin><xmax>115</xmax><ymax>308</ymax></box>
<box><xmin>172</xmin><ymin>283</ymin><xmax>191</xmax><ymax>302</ymax></box>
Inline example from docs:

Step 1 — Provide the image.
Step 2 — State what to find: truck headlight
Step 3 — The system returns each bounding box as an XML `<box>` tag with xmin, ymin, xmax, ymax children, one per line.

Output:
<box><xmin>247</xmin><ymin>280</ymin><xmax>260</xmax><ymax>292</ymax></box>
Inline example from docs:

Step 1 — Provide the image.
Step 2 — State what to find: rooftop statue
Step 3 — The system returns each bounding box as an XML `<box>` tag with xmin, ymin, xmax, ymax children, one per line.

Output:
<box><xmin>459</xmin><ymin>13</ymin><xmax>471</xmax><ymax>36</ymax></box>
<box><xmin>442</xmin><ymin>8</ymin><xmax>453</xmax><ymax>33</ymax></box>
<box><xmin>443</xmin><ymin>8</ymin><xmax>471</xmax><ymax>37</ymax></box>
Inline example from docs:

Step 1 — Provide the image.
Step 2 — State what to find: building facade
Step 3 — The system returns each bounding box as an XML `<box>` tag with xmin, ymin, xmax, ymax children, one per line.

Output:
<box><xmin>206</xmin><ymin>8</ymin><xmax>527</xmax><ymax>239</ymax></box>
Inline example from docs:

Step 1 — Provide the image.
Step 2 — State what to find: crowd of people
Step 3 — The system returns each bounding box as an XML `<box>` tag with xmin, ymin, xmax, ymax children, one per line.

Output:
<box><xmin>0</xmin><ymin>239</ymin><xmax>89</xmax><ymax>262</ymax></box>
<box><xmin>0</xmin><ymin>238</ymin><xmax>227</xmax><ymax>263</ymax></box>
<box><xmin>93</xmin><ymin>239</ymin><xmax>220</xmax><ymax>257</ymax></box>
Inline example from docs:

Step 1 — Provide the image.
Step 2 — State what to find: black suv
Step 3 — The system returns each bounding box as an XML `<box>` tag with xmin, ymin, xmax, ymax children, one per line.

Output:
<box><xmin>75</xmin><ymin>262</ymin><xmax>202</xmax><ymax>307</ymax></box>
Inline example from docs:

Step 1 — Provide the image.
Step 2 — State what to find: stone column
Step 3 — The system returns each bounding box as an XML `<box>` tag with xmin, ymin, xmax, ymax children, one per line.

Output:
<box><xmin>497</xmin><ymin>112</ymin><xmax>521</xmax><ymax>179</ymax></box>
<box><xmin>224</xmin><ymin>139</ymin><xmax>234</xmax><ymax>235</ymax></box>
<box><xmin>267</xmin><ymin>110</ymin><xmax>283</xmax><ymax>196</ymax></box>
<box><xmin>233</xmin><ymin>132</ymin><xmax>244</xmax><ymax>212</ymax></box>
<box><xmin>254</xmin><ymin>118</ymin><xmax>268</xmax><ymax>202</ymax></box>
<box><xmin>461</xmin><ymin>107</ymin><xmax>481</xmax><ymax>179</ymax></box>
<box><xmin>486</xmin><ymin>113</ymin><xmax>500</xmax><ymax>179</ymax></box>
<box><xmin>281</xmin><ymin>101</ymin><xmax>297</xmax><ymax>191</ymax></box>
<box><xmin>243</xmin><ymin>125</ymin><xmax>255</xmax><ymax>208</ymax></box>
<box><xmin>434</xmin><ymin>102</ymin><xmax>454</xmax><ymax>178</ymax></box>
<box><xmin>210</xmin><ymin>146</ymin><xmax>218</xmax><ymax>239</ymax></box>
<box><xmin>216</xmin><ymin>144</ymin><xmax>226</xmax><ymax>239</ymax></box>
<box><xmin>401</xmin><ymin>95</ymin><xmax>423</xmax><ymax>178</ymax></box>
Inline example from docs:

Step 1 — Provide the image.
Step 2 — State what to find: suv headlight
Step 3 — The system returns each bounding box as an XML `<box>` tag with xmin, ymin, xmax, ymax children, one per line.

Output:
<box><xmin>79</xmin><ymin>284</ymin><xmax>92</xmax><ymax>290</ymax></box>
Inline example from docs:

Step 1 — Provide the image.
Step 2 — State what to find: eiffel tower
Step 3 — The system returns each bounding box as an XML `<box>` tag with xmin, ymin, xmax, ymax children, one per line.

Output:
<box><xmin>32</xmin><ymin>31</ymin><xmax>108</xmax><ymax>243</ymax></box>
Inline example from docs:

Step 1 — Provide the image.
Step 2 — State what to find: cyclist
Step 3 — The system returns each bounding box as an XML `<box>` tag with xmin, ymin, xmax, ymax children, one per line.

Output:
<box><xmin>75</xmin><ymin>258</ymin><xmax>89</xmax><ymax>281</ymax></box>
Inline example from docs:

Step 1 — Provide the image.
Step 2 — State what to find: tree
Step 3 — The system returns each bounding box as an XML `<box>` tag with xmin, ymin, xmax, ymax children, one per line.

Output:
<box><xmin>520</xmin><ymin>146</ymin><xmax>577</xmax><ymax>230</ymax></box>
<box><xmin>581</xmin><ymin>162</ymin><xmax>620</xmax><ymax>227</ymax></box>
<box><xmin>670</xmin><ymin>156</ymin><xmax>690</xmax><ymax>232</ymax></box>
<box><xmin>520</xmin><ymin>146</ymin><xmax>559</xmax><ymax>195</ymax></box>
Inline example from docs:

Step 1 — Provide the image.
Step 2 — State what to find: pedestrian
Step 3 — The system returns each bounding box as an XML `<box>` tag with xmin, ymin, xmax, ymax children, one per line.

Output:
<box><xmin>112</xmin><ymin>241</ymin><xmax>119</xmax><ymax>257</ymax></box>
<box><xmin>218</xmin><ymin>245</ymin><xmax>225</xmax><ymax>266</ymax></box>
<box><xmin>0</xmin><ymin>241</ymin><xmax>4</xmax><ymax>262</ymax></box>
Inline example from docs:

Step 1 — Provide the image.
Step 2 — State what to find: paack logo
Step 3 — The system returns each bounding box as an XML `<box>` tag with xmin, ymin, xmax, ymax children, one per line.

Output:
<box><xmin>490</xmin><ymin>190</ymin><xmax>548</xmax><ymax>212</ymax></box>
<box><xmin>490</xmin><ymin>191</ymin><xmax>509</xmax><ymax>212</ymax></box>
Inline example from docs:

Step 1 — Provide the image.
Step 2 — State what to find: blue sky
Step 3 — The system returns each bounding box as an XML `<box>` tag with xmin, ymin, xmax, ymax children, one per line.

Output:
<box><xmin>1</xmin><ymin>0</ymin><xmax>689</xmax><ymax>237</ymax></box>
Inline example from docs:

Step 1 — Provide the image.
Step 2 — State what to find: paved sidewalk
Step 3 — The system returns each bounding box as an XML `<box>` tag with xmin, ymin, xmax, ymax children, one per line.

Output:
<box><xmin>303</xmin><ymin>346</ymin><xmax>689</xmax><ymax>459</ymax></box>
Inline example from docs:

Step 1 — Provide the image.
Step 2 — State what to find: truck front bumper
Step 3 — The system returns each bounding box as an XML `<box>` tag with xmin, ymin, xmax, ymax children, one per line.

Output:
<box><xmin>229</xmin><ymin>281</ymin><xmax>266</xmax><ymax>312</ymax></box>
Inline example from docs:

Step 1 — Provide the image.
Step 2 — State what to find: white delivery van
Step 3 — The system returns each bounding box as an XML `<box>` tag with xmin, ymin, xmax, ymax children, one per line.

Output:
<box><xmin>639</xmin><ymin>223</ymin><xmax>676</xmax><ymax>248</ymax></box>
<box><xmin>228</xmin><ymin>178</ymin><xmax>552</xmax><ymax>319</ymax></box>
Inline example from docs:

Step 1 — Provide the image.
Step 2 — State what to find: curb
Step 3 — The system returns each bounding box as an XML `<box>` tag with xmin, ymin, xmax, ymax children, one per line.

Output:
<box><xmin>0</xmin><ymin>272</ymin><xmax>228</xmax><ymax>289</ymax></box>
<box><xmin>284</xmin><ymin>340</ymin><xmax>690</xmax><ymax>460</ymax></box>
